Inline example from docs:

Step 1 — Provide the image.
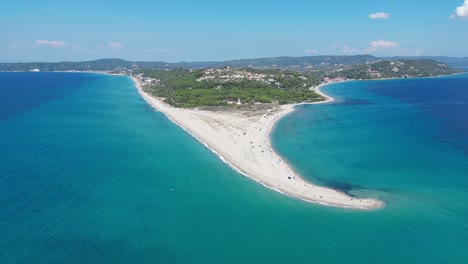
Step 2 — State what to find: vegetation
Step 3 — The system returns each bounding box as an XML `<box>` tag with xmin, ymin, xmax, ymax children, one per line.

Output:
<box><xmin>325</xmin><ymin>59</ymin><xmax>460</xmax><ymax>80</ymax></box>
<box><xmin>0</xmin><ymin>56</ymin><xmax>464</xmax><ymax>73</ymax></box>
<box><xmin>137</xmin><ymin>68</ymin><xmax>322</xmax><ymax>108</ymax></box>
<box><xmin>1</xmin><ymin>58</ymin><xmax>460</xmax><ymax>109</ymax></box>
<box><xmin>385</xmin><ymin>56</ymin><xmax>468</xmax><ymax>70</ymax></box>
<box><xmin>0</xmin><ymin>56</ymin><xmax>380</xmax><ymax>72</ymax></box>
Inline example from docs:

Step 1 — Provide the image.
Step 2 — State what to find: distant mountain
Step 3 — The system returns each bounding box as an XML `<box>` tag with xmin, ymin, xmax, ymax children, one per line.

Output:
<box><xmin>212</xmin><ymin>55</ymin><xmax>379</xmax><ymax>70</ymax></box>
<box><xmin>0</xmin><ymin>55</ymin><xmax>380</xmax><ymax>72</ymax></box>
<box><xmin>0</xmin><ymin>55</ymin><xmax>464</xmax><ymax>74</ymax></box>
<box><xmin>384</xmin><ymin>56</ymin><xmax>468</xmax><ymax>69</ymax></box>
<box><xmin>326</xmin><ymin>59</ymin><xmax>460</xmax><ymax>80</ymax></box>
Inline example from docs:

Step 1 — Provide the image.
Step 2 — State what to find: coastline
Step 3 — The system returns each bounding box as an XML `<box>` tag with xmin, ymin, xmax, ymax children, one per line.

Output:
<box><xmin>131</xmin><ymin>75</ymin><xmax>383</xmax><ymax>210</ymax></box>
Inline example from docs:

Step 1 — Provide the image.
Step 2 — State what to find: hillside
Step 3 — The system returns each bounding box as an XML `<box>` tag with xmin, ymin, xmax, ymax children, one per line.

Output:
<box><xmin>384</xmin><ymin>56</ymin><xmax>468</xmax><ymax>69</ymax></box>
<box><xmin>1</xmin><ymin>56</ymin><xmax>464</xmax><ymax>75</ymax></box>
<box><xmin>325</xmin><ymin>59</ymin><xmax>460</xmax><ymax>80</ymax></box>
<box><xmin>0</xmin><ymin>55</ymin><xmax>380</xmax><ymax>72</ymax></box>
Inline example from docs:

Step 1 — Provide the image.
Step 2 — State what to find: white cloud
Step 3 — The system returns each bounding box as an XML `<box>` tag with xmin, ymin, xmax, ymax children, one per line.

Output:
<box><xmin>304</xmin><ymin>48</ymin><xmax>319</xmax><ymax>54</ymax></box>
<box><xmin>106</xmin><ymin>42</ymin><xmax>124</xmax><ymax>49</ymax></box>
<box><xmin>364</xmin><ymin>40</ymin><xmax>400</xmax><ymax>53</ymax></box>
<box><xmin>414</xmin><ymin>49</ymin><xmax>424</xmax><ymax>56</ymax></box>
<box><xmin>370</xmin><ymin>40</ymin><xmax>399</xmax><ymax>49</ymax></box>
<box><xmin>320</xmin><ymin>44</ymin><xmax>361</xmax><ymax>54</ymax></box>
<box><xmin>340</xmin><ymin>46</ymin><xmax>360</xmax><ymax>54</ymax></box>
<box><xmin>369</xmin><ymin>12</ymin><xmax>390</xmax><ymax>19</ymax></box>
<box><xmin>450</xmin><ymin>0</ymin><xmax>468</xmax><ymax>19</ymax></box>
<box><xmin>34</xmin><ymin>40</ymin><xmax>81</xmax><ymax>49</ymax></box>
<box><xmin>34</xmin><ymin>40</ymin><xmax>67</xmax><ymax>47</ymax></box>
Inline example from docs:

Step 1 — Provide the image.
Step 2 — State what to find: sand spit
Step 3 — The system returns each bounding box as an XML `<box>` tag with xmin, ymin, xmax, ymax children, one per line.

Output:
<box><xmin>132</xmin><ymin>76</ymin><xmax>383</xmax><ymax>209</ymax></box>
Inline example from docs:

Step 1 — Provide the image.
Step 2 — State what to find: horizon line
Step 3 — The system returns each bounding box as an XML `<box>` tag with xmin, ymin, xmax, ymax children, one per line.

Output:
<box><xmin>1</xmin><ymin>54</ymin><xmax>468</xmax><ymax>64</ymax></box>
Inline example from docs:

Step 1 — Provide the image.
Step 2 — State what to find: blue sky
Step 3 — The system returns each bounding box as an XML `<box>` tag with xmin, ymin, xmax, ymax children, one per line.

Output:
<box><xmin>1</xmin><ymin>0</ymin><xmax>467</xmax><ymax>62</ymax></box>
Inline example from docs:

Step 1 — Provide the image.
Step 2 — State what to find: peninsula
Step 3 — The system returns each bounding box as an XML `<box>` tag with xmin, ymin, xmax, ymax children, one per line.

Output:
<box><xmin>3</xmin><ymin>56</ymin><xmax>461</xmax><ymax>209</ymax></box>
<box><xmin>132</xmin><ymin>69</ymin><xmax>383</xmax><ymax>209</ymax></box>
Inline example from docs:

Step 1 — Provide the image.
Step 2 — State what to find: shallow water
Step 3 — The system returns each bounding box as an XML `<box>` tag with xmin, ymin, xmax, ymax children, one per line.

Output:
<box><xmin>1</xmin><ymin>72</ymin><xmax>467</xmax><ymax>263</ymax></box>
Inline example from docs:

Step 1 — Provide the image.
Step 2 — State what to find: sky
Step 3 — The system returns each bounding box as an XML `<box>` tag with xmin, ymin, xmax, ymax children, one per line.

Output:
<box><xmin>0</xmin><ymin>0</ymin><xmax>467</xmax><ymax>62</ymax></box>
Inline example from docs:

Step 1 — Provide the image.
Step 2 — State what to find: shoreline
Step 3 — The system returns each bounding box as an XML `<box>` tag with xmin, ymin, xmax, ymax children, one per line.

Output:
<box><xmin>131</xmin><ymin>76</ymin><xmax>383</xmax><ymax>210</ymax></box>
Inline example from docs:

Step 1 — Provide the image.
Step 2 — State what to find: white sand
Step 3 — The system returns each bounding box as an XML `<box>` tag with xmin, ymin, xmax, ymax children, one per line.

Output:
<box><xmin>132</xmin><ymin>76</ymin><xmax>383</xmax><ymax>209</ymax></box>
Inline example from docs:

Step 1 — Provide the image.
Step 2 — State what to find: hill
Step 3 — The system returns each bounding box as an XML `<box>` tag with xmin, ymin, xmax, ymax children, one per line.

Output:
<box><xmin>384</xmin><ymin>56</ymin><xmax>468</xmax><ymax>69</ymax></box>
<box><xmin>1</xmin><ymin>55</ymin><xmax>463</xmax><ymax>75</ymax></box>
<box><xmin>325</xmin><ymin>59</ymin><xmax>460</xmax><ymax>80</ymax></box>
<box><xmin>0</xmin><ymin>55</ymin><xmax>380</xmax><ymax>72</ymax></box>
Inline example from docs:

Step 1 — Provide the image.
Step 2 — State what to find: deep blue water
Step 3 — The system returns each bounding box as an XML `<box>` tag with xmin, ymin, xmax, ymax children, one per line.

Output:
<box><xmin>0</xmin><ymin>73</ymin><xmax>95</xmax><ymax>121</ymax></box>
<box><xmin>1</xmin><ymin>72</ymin><xmax>468</xmax><ymax>263</ymax></box>
<box><xmin>274</xmin><ymin>75</ymin><xmax>468</xmax><ymax>196</ymax></box>
<box><xmin>370</xmin><ymin>75</ymin><xmax>468</xmax><ymax>154</ymax></box>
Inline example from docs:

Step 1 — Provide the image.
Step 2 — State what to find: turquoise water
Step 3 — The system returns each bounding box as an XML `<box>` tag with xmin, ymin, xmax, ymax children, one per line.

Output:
<box><xmin>1</xmin><ymin>72</ymin><xmax>467</xmax><ymax>263</ymax></box>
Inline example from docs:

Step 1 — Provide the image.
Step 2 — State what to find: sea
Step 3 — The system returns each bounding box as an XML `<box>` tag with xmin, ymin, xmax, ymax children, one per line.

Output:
<box><xmin>1</xmin><ymin>72</ymin><xmax>467</xmax><ymax>263</ymax></box>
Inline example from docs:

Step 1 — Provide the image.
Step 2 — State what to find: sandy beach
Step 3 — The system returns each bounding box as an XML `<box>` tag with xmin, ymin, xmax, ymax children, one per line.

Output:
<box><xmin>132</xmin><ymin>76</ymin><xmax>383</xmax><ymax>209</ymax></box>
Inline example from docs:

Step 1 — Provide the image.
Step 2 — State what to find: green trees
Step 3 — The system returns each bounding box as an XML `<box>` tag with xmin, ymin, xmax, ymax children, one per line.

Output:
<box><xmin>138</xmin><ymin>68</ymin><xmax>323</xmax><ymax>108</ymax></box>
<box><xmin>325</xmin><ymin>59</ymin><xmax>459</xmax><ymax>80</ymax></box>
